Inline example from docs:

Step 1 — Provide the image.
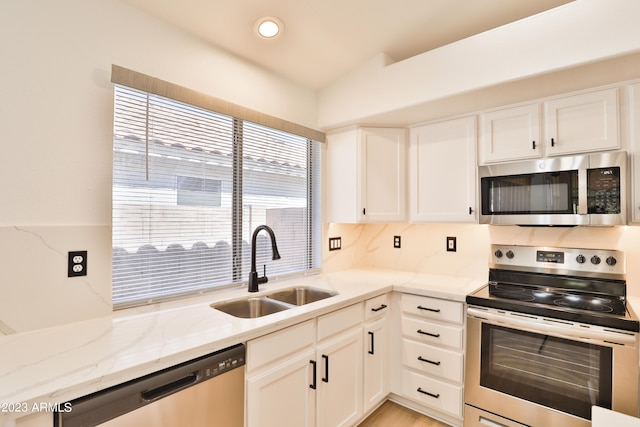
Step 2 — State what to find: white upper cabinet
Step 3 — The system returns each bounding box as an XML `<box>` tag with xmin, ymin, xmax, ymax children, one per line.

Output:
<box><xmin>410</xmin><ymin>116</ymin><xmax>477</xmax><ymax>223</ymax></box>
<box><xmin>479</xmin><ymin>88</ymin><xmax>620</xmax><ymax>164</ymax></box>
<box><xmin>327</xmin><ymin>126</ymin><xmax>407</xmax><ymax>223</ymax></box>
<box><xmin>479</xmin><ymin>103</ymin><xmax>541</xmax><ymax>164</ymax></box>
<box><xmin>544</xmin><ymin>88</ymin><xmax>620</xmax><ymax>156</ymax></box>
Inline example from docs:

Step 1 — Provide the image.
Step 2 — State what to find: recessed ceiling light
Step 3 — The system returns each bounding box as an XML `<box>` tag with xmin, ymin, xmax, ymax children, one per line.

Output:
<box><xmin>255</xmin><ymin>17</ymin><xmax>283</xmax><ymax>39</ymax></box>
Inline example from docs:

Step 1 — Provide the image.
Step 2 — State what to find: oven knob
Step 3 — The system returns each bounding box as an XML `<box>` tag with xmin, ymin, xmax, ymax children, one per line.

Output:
<box><xmin>494</xmin><ymin>250</ymin><xmax>503</xmax><ymax>258</ymax></box>
<box><xmin>606</xmin><ymin>256</ymin><xmax>617</xmax><ymax>266</ymax></box>
<box><xmin>506</xmin><ymin>250</ymin><xmax>515</xmax><ymax>259</ymax></box>
<box><xmin>591</xmin><ymin>255</ymin><xmax>601</xmax><ymax>265</ymax></box>
<box><xmin>576</xmin><ymin>254</ymin><xmax>586</xmax><ymax>264</ymax></box>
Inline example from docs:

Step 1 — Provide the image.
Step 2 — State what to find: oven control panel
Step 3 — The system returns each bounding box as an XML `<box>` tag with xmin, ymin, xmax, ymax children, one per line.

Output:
<box><xmin>490</xmin><ymin>244</ymin><xmax>625</xmax><ymax>276</ymax></box>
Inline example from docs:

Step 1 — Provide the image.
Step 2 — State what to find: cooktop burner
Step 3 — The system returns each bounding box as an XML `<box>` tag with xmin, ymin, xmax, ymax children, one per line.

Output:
<box><xmin>487</xmin><ymin>282</ymin><xmax>623</xmax><ymax>314</ymax></box>
<box><xmin>467</xmin><ymin>245</ymin><xmax>639</xmax><ymax>332</ymax></box>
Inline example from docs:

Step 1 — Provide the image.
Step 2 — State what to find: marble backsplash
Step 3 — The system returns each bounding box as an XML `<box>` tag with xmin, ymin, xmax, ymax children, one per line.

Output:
<box><xmin>4</xmin><ymin>222</ymin><xmax>640</xmax><ymax>335</ymax></box>
<box><xmin>0</xmin><ymin>225</ymin><xmax>112</xmax><ymax>334</ymax></box>
<box><xmin>323</xmin><ymin>223</ymin><xmax>640</xmax><ymax>297</ymax></box>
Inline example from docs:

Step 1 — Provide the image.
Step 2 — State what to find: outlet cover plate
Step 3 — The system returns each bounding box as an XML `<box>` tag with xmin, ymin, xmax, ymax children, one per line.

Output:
<box><xmin>329</xmin><ymin>237</ymin><xmax>342</xmax><ymax>251</ymax></box>
<box><xmin>446</xmin><ymin>237</ymin><xmax>457</xmax><ymax>252</ymax></box>
<box><xmin>68</xmin><ymin>251</ymin><xmax>88</xmax><ymax>277</ymax></box>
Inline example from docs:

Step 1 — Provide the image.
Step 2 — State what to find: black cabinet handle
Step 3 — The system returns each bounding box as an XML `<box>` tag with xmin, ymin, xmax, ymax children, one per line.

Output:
<box><xmin>322</xmin><ymin>354</ymin><xmax>329</xmax><ymax>383</ymax></box>
<box><xmin>417</xmin><ymin>329</ymin><xmax>440</xmax><ymax>338</ymax></box>
<box><xmin>551</xmin><ymin>137</ymin><xmax>555</xmax><ymax>147</ymax></box>
<box><xmin>468</xmin><ymin>207</ymin><xmax>474</xmax><ymax>215</ymax></box>
<box><xmin>309</xmin><ymin>360</ymin><xmax>317</xmax><ymax>389</ymax></box>
<box><xmin>418</xmin><ymin>356</ymin><xmax>441</xmax><ymax>366</ymax></box>
<box><xmin>362</xmin><ymin>208</ymin><xmax>366</xmax><ymax>215</ymax></box>
<box><xmin>417</xmin><ymin>305</ymin><xmax>440</xmax><ymax>313</ymax></box>
<box><xmin>532</xmin><ymin>140</ymin><xmax>536</xmax><ymax>150</ymax></box>
<box><xmin>368</xmin><ymin>331</ymin><xmax>375</xmax><ymax>355</ymax></box>
<box><xmin>417</xmin><ymin>388</ymin><xmax>440</xmax><ymax>399</ymax></box>
<box><xmin>371</xmin><ymin>304</ymin><xmax>387</xmax><ymax>312</ymax></box>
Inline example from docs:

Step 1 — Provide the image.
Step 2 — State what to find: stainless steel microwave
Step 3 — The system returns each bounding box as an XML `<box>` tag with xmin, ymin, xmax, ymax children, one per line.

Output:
<box><xmin>478</xmin><ymin>152</ymin><xmax>627</xmax><ymax>226</ymax></box>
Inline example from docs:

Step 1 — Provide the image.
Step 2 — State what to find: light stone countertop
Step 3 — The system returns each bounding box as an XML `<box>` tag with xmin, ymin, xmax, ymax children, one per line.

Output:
<box><xmin>0</xmin><ymin>268</ymin><xmax>485</xmax><ymax>425</ymax></box>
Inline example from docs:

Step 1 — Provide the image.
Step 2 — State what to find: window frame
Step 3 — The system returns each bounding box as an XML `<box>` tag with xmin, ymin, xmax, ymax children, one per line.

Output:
<box><xmin>112</xmin><ymin>83</ymin><xmax>322</xmax><ymax>309</ymax></box>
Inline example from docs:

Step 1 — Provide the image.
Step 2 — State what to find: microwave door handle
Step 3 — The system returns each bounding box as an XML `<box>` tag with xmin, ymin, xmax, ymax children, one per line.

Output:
<box><xmin>578</xmin><ymin>168</ymin><xmax>588</xmax><ymax>215</ymax></box>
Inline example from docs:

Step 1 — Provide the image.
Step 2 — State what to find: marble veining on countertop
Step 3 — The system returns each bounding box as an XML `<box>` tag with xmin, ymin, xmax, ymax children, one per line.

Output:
<box><xmin>0</xmin><ymin>268</ymin><xmax>485</xmax><ymax>425</ymax></box>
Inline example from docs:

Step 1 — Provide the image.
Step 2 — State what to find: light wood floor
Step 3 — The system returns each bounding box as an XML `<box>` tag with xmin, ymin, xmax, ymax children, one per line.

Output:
<box><xmin>358</xmin><ymin>401</ymin><xmax>451</xmax><ymax>427</ymax></box>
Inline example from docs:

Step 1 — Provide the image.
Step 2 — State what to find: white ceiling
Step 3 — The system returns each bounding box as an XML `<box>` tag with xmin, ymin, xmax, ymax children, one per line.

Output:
<box><xmin>121</xmin><ymin>0</ymin><xmax>573</xmax><ymax>90</ymax></box>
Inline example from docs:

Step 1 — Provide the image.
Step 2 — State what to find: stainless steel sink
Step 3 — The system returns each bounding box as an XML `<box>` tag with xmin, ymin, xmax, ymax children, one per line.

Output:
<box><xmin>266</xmin><ymin>287</ymin><xmax>337</xmax><ymax>306</ymax></box>
<box><xmin>212</xmin><ymin>297</ymin><xmax>291</xmax><ymax>318</ymax></box>
<box><xmin>212</xmin><ymin>287</ymin><xmax>338</xmax><ymax>318</ymax></box>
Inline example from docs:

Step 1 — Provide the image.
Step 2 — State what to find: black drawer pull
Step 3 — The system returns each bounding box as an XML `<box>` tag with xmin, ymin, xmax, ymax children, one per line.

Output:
<box><xmin>418</xmin><ymin>356</ymin><xmax>441</xmax><ymax>366</ymax></box>
<box><xmin>371</xmin><ymin>304</ymin><xmax>387</xmax><ymax>312</ymax></box>
<box><xmin>417</xmin><ymin>305</ymin><xmax>440</xmax><ymax>313</ymax></box>
<box><xmin>416</xmin><ymin>329</ymin><xmax>440</xmax><ymax>338</ymax></box>
<box><xmin>417</xmin><ymin>388</ymin><xmax>440</xmax><ymax>399</ymax></box>
<box><xmin>322</xmin><ymin>354</ymin><xmax>329</xmax><ymax>383</ymax></box>
<box><xmin>310</xmin><ymin>360</ymin><xmax>317</xmax><ymax>390</ymax></box>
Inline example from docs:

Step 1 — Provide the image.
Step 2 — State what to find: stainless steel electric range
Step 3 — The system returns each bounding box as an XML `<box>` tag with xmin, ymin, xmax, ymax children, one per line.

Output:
<box><xmin>464</xmin><ymin>245</ymin><xmax>639</xmax><ymax>427</ymax></box>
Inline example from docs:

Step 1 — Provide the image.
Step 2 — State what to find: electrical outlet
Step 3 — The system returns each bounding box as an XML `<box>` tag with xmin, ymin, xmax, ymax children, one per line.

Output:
<box><xmin>329</xmin><ymin>237</ymin><xmax>342</xmax><ymax>251</ymax></box>
<box><xmin>446</xmin><ymin>237</ymin><xmax>457</xmax><ymax>252</ymax></box>
<box><xmin>393</xmin><ymin>235</ymin><xmax>401</xmax><ymax>248</ymax></box>
<box><xmin>68</xmin><ymin>251</ymin><xmax>87</xmax><ymax>277</ymax></box>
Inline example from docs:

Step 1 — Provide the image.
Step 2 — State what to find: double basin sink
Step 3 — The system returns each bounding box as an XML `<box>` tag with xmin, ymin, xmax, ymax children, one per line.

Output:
<box><xmin>211</xmin><ymin>286</ymin><xmax>338</xmax><ymax>318</ymax></box>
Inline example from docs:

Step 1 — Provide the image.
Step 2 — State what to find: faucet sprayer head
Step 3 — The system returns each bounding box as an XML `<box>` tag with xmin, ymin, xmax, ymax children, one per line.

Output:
<box><xmin>271</xmin><ymin>243</ymin><xmax>281</xmax><ymax>261</ymax></box>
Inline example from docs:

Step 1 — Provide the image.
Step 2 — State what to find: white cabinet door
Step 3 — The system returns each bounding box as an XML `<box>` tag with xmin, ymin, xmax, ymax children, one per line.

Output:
<box><xmin>631</xmin><ymin>83</ymin><xmax>640</xmax><ymax>223</ymax></box>
<box><xmin>544</xmin><ymin>88</ymin><xmax>619</xmax><ymax>156</ymax></box>
<box><xmin>410</xmin><ymin>117</ymin><xmax>477</xmax><ymax>223</ymax></box>
<box><xmin>363</xmin><ymin>316</ymin><xmax>388</xmax><ymax>413</ymax></box>
<box><xmin>479</xmin><ymin>103</ymin><xmax>541</xmax><ymax>164</ymax></box>
<box><xmin>246</xmin><ymin>351</ymin><xmax>316</xmax><ymax>427</ymax></box>
<box><xmin>316</xmin><ymin>328</ymin><xmax>363</xmax><ymax>427</ymax></box>
<box><xmin>361</xmin><ymin>127</ymin><xmax>407</xmax><ymax>222</ymax></box>
<box><xmin>326</xmin><ymin>127</ymin><xmax>406</xmax><ymax>223</ymax></box>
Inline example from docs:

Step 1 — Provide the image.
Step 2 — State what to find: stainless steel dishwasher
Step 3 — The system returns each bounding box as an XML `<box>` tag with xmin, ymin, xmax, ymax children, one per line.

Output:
<box><xmin>55</xmin><ymin>343</ymin><xmax>245</xmax><ymax>427</ymax></box>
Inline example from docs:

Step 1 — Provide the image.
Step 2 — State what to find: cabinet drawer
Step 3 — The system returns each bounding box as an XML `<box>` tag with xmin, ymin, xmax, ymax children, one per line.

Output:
<box><xmin>364</xmin><ymin>293</ymin><xmax>390</xmax><ymax>322</ymax></box>
<box><xmin>247</xmin><ymin>320</ymin><xmax>315</xmax><ymax>374</ymax></box>
<box><xmin>401</xmin><ymin>315</ymin><xmax>463</xmax><ymax>350</ymax></box>
<box><xmin>317</xmin><ymin>303</ymin><xmax>363</xmax><ymax>342</ymax></box>
<box><xmin>401</xmin><ymin>369</ymin><xmax>462</xmax><ymax>418</ymax></box>
<box><xmin>400</xmin><ymin>294</ymin><xmax>463</xmax><ymax>324</ymax></box>
<box><xmin>401</xmin><ymin>339</ymin><xmax>463</xmax><ymax>383</ymax></box>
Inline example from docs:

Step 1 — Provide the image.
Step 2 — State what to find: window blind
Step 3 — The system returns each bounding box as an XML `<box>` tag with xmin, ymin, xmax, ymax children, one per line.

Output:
<box><xmin>113</xmin><ymin>85</ymin><xmax>321</xmax><ymax>308</ymax></box>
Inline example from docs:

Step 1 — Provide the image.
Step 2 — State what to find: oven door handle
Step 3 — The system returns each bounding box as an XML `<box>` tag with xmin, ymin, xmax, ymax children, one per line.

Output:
<box><xmin>467</xmin><ymin>307</ymin><xmax>636</xmax><ymax>346</ymax></box>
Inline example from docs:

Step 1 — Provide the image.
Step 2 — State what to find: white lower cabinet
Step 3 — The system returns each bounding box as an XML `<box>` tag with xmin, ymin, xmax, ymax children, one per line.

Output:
<box><xmin>395</xmin><ymin>293</ymin><xmax>465</xmax><ymax>423</ymax></box>
<box><xmin>316</xmin><ymin>303</ymin><xmax>364</xmax><ymax>427</ymax></box>
<box><xmin>246</xmin><ymin>350</ymin><xmax>316</xmax><ymax>427</ymax></box>
<box><xmin>246</xmin><ymin>302</ymin><xmax>366</xmax><ymax>427</ymax></box>
<box><xmin>246</xmin><ymin>320</ymin><xmax>316</xmax><ymax>427</ymax></box>
<box><xmin>363</xmin><ymin>294</ymin><xmax>390</xmax><ymax>414</ymax></box>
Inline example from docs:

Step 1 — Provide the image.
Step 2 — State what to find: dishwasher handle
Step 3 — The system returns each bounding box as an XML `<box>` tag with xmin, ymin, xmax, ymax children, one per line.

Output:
<box><xmin>141</xmin><ymin>371</ymin><xmax>198</xmax><ymax>401</ymax></box>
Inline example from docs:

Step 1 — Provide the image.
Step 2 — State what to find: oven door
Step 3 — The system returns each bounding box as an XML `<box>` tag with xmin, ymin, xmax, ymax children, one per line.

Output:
<box><xmin>465</xmin><ymin>307</ymin><xmax>639</xmax><ymax>427</ymax></box>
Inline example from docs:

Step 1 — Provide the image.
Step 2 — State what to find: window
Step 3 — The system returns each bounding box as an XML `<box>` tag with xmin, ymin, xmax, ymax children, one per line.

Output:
<box><xmin>112</xmin><ymin>86</ymin><xmax>321</xmax><ymax>308</ymax></box>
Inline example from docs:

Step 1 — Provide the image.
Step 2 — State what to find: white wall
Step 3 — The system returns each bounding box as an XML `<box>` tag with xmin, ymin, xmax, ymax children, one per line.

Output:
<box><xmin>0</xmin><ymin>0</ymin><xmax>318</xmax><ymax>333</ymax></box>
<box><xmin>318</xmin><ymin>0</ymin><xmax>640</xmax><ymax>129</ymax></box>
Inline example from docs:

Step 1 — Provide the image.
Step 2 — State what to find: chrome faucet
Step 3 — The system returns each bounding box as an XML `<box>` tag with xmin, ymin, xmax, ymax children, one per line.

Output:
<box><xmin>248</xmin><ymin>225</ymin><xmax>281</xmax><ymax>292</ymax></box>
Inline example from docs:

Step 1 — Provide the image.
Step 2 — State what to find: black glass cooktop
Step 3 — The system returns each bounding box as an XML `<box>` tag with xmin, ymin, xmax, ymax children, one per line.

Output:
<box><xmin>467</xmin><ymin>269</ymin><xmax>639</xmax><ymax>332</ymax></box>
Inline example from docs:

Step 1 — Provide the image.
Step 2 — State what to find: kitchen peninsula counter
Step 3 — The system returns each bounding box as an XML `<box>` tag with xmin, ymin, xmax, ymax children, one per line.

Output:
<box><xmin>0</xmin><ymin>268</ymin><xmax>484</xmax><ymax>426</ymax></box>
